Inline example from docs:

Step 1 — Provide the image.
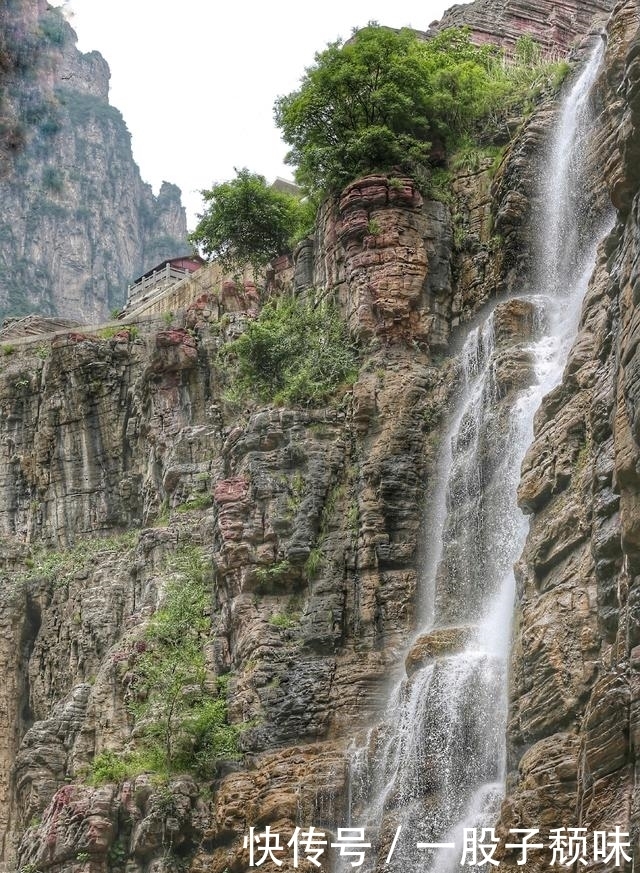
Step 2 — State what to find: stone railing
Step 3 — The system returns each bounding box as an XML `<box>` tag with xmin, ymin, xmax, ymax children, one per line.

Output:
<box><xmin>126</xmin><ymin>263</ymin><xmax>194</xmax><ymax>308</ymax></box>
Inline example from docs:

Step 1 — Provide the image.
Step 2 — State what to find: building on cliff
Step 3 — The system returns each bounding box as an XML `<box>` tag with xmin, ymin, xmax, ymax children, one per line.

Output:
<box><xmin>123</xmin><ymin>255</ymin><xmax>206</xmax><ymax>314</ymax></box>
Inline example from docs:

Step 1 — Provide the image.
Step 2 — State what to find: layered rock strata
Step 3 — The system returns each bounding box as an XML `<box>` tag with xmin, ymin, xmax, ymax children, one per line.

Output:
<box><xmin>430</xmin><ymin>0</ymin><xmax>612</xmax><ymax>54</ymax></box>
<box><xmin>496</xmin><ymin>2</ymin><xmax>640</xmax><ymax>869</ymax></box>
<box><xmin>2</xmin><ymin>1</ymin><xmax>638</xmax><ymax>872</ymax></box>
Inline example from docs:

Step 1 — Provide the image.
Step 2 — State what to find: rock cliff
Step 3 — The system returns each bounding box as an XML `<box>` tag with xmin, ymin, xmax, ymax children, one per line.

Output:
<box><xmin>0</xmin><ymin>1</ymin><xmax>187</xmax><ymax>323</ymax></box>
<box><xmin>2</xmin><ymin>0</ymin><xmax>640</xmax><ymax>872</ymax></box>
<box><xmin>429</xmin><ymin>0</ymin><xmax>612</xmax><ymax>53</ymax></box>
<box><xmin>497</xmin><ymin>2</ymin><xmax>640</xmax><ymax>869</ymax></box>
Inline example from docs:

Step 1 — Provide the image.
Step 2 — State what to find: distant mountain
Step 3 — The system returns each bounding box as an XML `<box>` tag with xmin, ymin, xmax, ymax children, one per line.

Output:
<box><xmin>0</xmin><ymin>0</ymin><xmax>188</xmax><ymax>322</ymax></box>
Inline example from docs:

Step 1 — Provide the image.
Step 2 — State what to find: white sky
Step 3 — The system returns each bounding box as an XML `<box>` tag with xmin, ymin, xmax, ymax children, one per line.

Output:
<box><xmin>50</xmin><ymin>1</ymin><xmax>464</xmax><ymax>229</ymax></box>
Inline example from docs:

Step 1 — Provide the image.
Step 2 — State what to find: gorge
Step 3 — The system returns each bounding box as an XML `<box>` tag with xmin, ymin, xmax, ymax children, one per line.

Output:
<box><xmin>1</xmin><ymin>0</ymin><xmax>640</xmax><ymax>872</ymax></box>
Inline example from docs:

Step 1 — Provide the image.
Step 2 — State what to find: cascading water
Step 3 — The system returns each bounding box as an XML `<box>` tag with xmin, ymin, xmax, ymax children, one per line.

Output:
<box><xmin>345</xmin><ymin>37</ymin><xmax>610</xmax><ymax>872</ymax></box>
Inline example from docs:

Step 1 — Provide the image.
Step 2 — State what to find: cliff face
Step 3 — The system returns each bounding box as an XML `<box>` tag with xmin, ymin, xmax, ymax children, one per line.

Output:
<box><xmin>497</xmin><ymin>2</ymin><xmax>640</xmax><ymax>868</ymax></box>
<box><xmin>0</xmin><ymin>2</ymin><xmax>187</xmax><ymax>322</ymax></box>
<box><xmin>3</xmin><ymin>0</ymin><xmax>640</xmax><ymax>872</ymax></box>
<box><xmin>430</xmin><ymin>0</ymin><xmax>612</xmax><ymax>53</ymax></box>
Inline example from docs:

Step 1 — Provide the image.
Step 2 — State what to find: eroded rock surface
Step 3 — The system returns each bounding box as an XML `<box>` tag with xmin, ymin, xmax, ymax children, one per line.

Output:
<box><xmin>3</xmin><ymin>0</ymin><xmax>640</xmax><ymax>872</ymax></box>
<box><xmin>497</xmin><ymin>3</ymin><xmax>640</xmax><ymax>869</ymax></box>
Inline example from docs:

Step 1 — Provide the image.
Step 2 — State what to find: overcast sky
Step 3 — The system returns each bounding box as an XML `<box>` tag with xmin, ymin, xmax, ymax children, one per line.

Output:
<box><xmin>50</xmin><ymin>1</ymin><xmax>464</xmax><ymax>228</ymax></box>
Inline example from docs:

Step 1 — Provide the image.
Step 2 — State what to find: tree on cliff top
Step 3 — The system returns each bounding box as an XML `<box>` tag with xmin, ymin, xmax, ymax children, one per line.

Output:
<box><xmin>274</xmin><ymin>25</ymin><xmax>435</xmax><ymax>194</ymax></box>
<box><xmin>189</xmin><ymin>168</ymin><xmax>308</xmax><ymax>275</ymax></box>
<box><xmin>274</xmin><ymin>24</ymin><xmax>566</xmax><ymax>195</ymax></box>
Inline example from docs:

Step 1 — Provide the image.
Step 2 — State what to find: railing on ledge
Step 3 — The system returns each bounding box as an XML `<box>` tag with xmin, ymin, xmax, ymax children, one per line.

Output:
<box><xmin>127</xmin><ymin>263</ymin><xmax>192</xmax><ymax>305</ymax></box>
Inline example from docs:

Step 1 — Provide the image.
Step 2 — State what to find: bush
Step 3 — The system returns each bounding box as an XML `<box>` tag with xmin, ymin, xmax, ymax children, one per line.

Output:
<box><xmin>128</xmin><ymin>547</ymin><xmax>240</xmax><ymax>776</ymax></box>
<box><xmin>269</xmin><ymin>612</ymin><xmax>299</xmax><ymax>629</ymax></box>
<box><xmin>87</xmin><ymin>750</ymin><xmax>130</xmax><ymax>786</ymax></box>
<box><xmin>39</xmin><ymin>8</ymin><xmax>67</xmax><ymax>45</ymax></box>
<box><xmin>98</xmin><ymin>325</ymin><xmax>138</xmax><ymax>340</ymax></box>
<box><xmin>275</xmin><ymin>24</ymin><xmax>572</xmax><ymax>195</ymax></box>
<box><xmin>223</xmin><ymin>296</ymin><xmax>358</xmax><ymax>406</ymax></box>
<box><xmin>189</xmin><ymin>168</ymin><xmax>312</xmax><ymax>275</ymax></box>
<box><xmin>18</xmin><ymin>531</ymin><xmax>139</xmax><ymax>587</ymax></box>
<box><xmin>275</xmin><ymin>25</ymin><xmax>433</xmax><ymax>194</ymax></box>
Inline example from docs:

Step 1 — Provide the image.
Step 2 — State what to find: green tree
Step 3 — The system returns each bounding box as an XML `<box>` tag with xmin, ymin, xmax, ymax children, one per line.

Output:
<box><xmin>223</xmin><ymin>296</ymin><xmax>358</xmax><ymax>406</ymax></box>
<box><xmin>275</xmin><ymin>24</ymin><xmax>569</xmax><ymax>196</ymax></box>
<box><xmin>129</xmin><ymin>547</ymin><xmax>239</xmax><ymax>775</ymax></box>
<box><xmin>274</xmin><ymin>25</ymin><xmax>433</xmax><ymax>194</ymax></box>
<box><xmin>189</xmin><ymin>168</ymin><xmax>304</xmax><ymax>275</ymax></box>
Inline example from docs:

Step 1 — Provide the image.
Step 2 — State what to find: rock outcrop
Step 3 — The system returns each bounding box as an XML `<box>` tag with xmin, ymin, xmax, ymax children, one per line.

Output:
<box><xmin>0</xmin><ymin>2</ymin><xmax>188</xmax><ymax>322</ymax></box>
<box><xmin>430</xmin><ymin>0</ymin><xmax>612</xmax><ymax>53</ymax></box>
<box><xmin>496</xmin><ymin>3</ymin><xmax>640</xmax><ymax>869</ymax></box>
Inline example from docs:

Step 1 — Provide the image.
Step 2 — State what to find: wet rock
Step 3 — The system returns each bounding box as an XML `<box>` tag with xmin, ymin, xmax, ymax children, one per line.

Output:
<box><xmin>405</xmin><ymin>626</ymin><xmax>474</xmax><ymax>675</ymax></box>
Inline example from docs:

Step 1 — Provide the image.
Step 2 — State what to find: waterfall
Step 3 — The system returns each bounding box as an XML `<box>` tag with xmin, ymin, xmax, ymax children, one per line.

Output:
<box><xmin>344</xmin><ymin>38</ymin><xmax>609</xmax><ymax>872</ymax></box>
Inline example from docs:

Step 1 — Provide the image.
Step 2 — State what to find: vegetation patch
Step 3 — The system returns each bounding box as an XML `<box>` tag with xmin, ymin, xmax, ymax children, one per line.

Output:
<box><xmin>176</xmin><ymin>493</ymin><xmax>213</xmax><ymax>513</ymax></box>
<box><xmin>189</xmin><ymin>168</ymin><xmax>316</xmax><ymax>275</ymax></box>
<box><xmin>98</xmin><ymin>324</ymin><xmax>139</xmax><ymax>341</ymax></box>
<box><xmin>274</xmin><ymin>25</ymin><xmax>571</xmax><ymax>195</ymax></box>
<box><xmin>18</xmin><ymin>531</ymin><xmax>139</xmax><ymax>586</ymax></box>
<box><xmin>304</xmin><ymin>547</ymin><xmax>323</xmax><ymax>578</ymax></box>
<box><xmin>124</xmin><ymin>546</ymin><xmax>240</xmax><ymax>778</ymax></box>
<box><xmin>38</xmin><ymin>7</ymin><xmax>67</xmax><ymax>45</ymax></box>
<box><xmin>268</xmin><ymin>612</ymin><xmax>299</xmax><ymax>629</ymax></box>
<box><xmin>222</xmin><ymin>296</ymin><xmax>358</xmax><ymax>406</ymax></box>
<box><xmin>255</xmin><ymin>559</ymin><xmax>292</xmax><ymax>591</ymax></box>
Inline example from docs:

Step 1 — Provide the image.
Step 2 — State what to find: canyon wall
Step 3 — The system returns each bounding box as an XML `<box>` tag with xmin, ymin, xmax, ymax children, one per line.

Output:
<box><xmin>3</xmin><ymin>0</ymin><xmax>640</xmax><ymax>872</ymax></box>
<box><xmin>497</xmin><ymin>2</ymin><xmax>640</xmax><ymax>870</ymax></box>
<box><xmin>429</xmin><ymin>0</ymin><xmax>612</xmax><ymax>53</ymax></box>
<box><xmin>0</xmin><ymin>1</ymin><xmax>187</xmax><ymax>323</ymax></box>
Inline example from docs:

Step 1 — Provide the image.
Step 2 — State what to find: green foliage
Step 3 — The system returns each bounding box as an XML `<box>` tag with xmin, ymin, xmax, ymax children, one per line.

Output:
<box><xmin>39</xmin><ymin>8</ymin><xmax>67</xmax><ymax>45</ymax></box>
<box><xmin>514</xmin><ymin>34</ymin><xmax>540</xmax><ymax>66</ymax></box>
<box><xmin>450</xmin><ymin>140</ymin><xmax>504</xmax><ymax>173</ymax></box>
<box><xmin>291</xmin><ymin>196</ymin><xmax>319</xmax><ymax>246</ymax></box>
<box><xmin>269</xmin><ymin>612</ymin><xmax>299</xmax><ymax>629</ymax></box>
<box><xmin>1</xmin><ymin>344</ymin><xmax>15</xmax><ymax>356</ymax></box>
<box><xmin>128</xmin><ymin>547</ymin><xmax>240</xmax><ymax>776</ymax></box>
<box><xmin>18</xmin><ymin>531</ymin><xmax>139</xmax><ymax>586</ymax></box>
<box><xmin>304</xmin><ymin>547</ymin><xmax>323</xmax><ymax>578</ymax></box>
<box><xmin>189</xmin><ymin>168</ymin><xmax>307</xmax><ymax>275</ymax></box>
<box><xmin>87</xmin><ymin>750</ymin><xmax>131</xmax><ymax>786</ymax></box>
<box><xmin>98</xmin><ymin>324</ymin><xmax>139</xmax><ymax>340</ymax></box>
<box><xmin>275</xmin><ymin>24</ymin><xmax>571</xmax><ymax>195</ymax></box>
<box><xmin>42</xmin><ymin>166</ymin><xmax>63</xmax><ymax>193</ymax></box>
<box><xmin>107</xmin><ymin>838</ymin><xmax>127</xmax><ymax>868</ymax></box>
<box><xmin>223</xmin><ymin>296</ymin><xmax>358</xmax><ymax>406</ymax></box>
<box><xmin>275</xmin><ymin>25</ymin><xmax>433</xmax><ymax>194</ymax></box>
<box><xmin>255</xmin><ymin>559</ymin><xmax>292</xmax><ymax>591</ymax></box>
<box><xmin>176</xmin><ymin>493</ymin><xmax>213</xmax><ymax>513</ymax></box>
